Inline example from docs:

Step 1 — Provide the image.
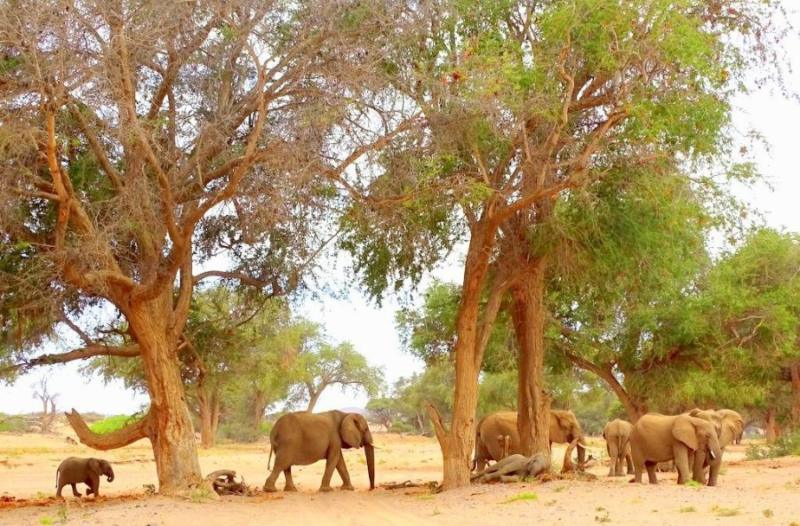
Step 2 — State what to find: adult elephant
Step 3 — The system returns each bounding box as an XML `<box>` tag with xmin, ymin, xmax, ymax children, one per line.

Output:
<box><xmin>263</xmin><ymin>410</ymin><xmax>375</xmax><ymax>492</ymax></box>
<box><xmin>687</xmin><ymin>408</ymin><xmax>743</xmax><ymax>483</ymax></box>
<box><xmin>603</xmin><ymin>419</ymin><xmax>633</xmax><ymax>477</ymax></box>
<box><xmin>472</xmin><ymin>410</ymin><xmax>587</xmax><ymax>472</ymax></box>
<box><xmin>629</xmin><ymin>413</ymin><xmax>722</xmax><ymax>486</ymax></box>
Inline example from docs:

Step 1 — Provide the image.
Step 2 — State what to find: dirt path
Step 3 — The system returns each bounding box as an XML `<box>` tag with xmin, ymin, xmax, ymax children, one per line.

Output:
<box><xmin>1</xmin><ymin>430</ymin><xmax>798</xmax><ymax>525</ymax></box>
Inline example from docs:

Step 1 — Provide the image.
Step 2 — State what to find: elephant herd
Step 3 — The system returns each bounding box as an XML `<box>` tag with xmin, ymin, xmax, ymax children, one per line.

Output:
<box><xmin>52</xmin><ymin>407</ymin><xmax>744</xmax><ymax>499</ymax></box>
<box><xmin>472</xmin><ymin>407</ymin><xmax>743</xmax><ymax>487</ymax></box>
<box><xmin>604</xmin><ymin>408</ymin><xmax>744</xmax><ymax>486</ymax></box>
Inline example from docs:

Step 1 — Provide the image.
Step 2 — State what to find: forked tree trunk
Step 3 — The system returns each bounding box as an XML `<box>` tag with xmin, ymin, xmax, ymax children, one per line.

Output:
<box><xmin>211</xmin><ymin>392</ymin><xmax>220</xmax><ymax>441</ymax></box>
<box><xmin>510</xmin><ymin>260</ymin><xmax>551</xmax><ymax>457</ymax></box>
<box><xmin>306</xmin><ymin>388</ymin><xmax>323</xmax><ymax>412</ymax></box>
<box><xmin>127</xmin><ymin>294</ymin><xmax>203</xmax><ymax>494</ymax></box>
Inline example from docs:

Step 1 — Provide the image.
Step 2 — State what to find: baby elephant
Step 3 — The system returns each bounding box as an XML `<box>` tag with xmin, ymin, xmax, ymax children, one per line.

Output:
<box><xmin>471</xmin><ymin>454</ymin><xmax>549</xmax><ymax>483</ymax></box>
<box><xmin>56</xmin><ymin>457</ymin><xmax>114</xmax><ymax>498</ymax></box>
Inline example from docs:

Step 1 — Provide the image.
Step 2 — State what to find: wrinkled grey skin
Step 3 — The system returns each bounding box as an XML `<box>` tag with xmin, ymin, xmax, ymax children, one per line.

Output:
<box><xmin>56</xmin><ymin>457</ymin><xmax>114</xmax><ymax>498</ymax></box>
<box><xmin>470</xmin><ymin>454</ymin><xmax>549</xmax><ymax>484</ymax></box>
<box><xmin>263</xmin><ymin>410</ymin><xmax>375</xmax><ymax>492</ymax></box>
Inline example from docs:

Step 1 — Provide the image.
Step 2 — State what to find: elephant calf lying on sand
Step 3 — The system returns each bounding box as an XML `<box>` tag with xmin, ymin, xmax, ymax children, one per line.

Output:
<box><xmin>56</xmin><ymin>457</ymin><xmax>114</xmax><ymax>498</ymax></box>
<box><xmin>471</xmin><ymin>454</ymin><xmax>549</xmax><ymax>483</ymax></box>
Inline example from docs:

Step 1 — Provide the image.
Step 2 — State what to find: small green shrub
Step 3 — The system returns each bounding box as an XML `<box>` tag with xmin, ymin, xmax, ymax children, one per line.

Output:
<box><xmin>0</xmin><ymin>414</ymin><xmax>28</xmax><ymax>433</ymax></box>
<box><xmin>746</xmin><ymin>430</ymin><xmax>800</xmax><ymax>459</ymax></box>
<box><xmin>762</xmin><ymin>509</ymin><xmax>773</xmax><ymax>518</ymax></box>
<box><xmin>711</xmin><ymin>505</ymin><xmax>740</xmax><ymax>517</ymax></box>
<box><xmin>680</xmin><ymin>506</ymin><xmax>696</xmax><ymax>513</ymax></box>
<box><xmin>219</xmin><ymin>421</ymin><xmax>263</xmax><ymax>443</ymax></box>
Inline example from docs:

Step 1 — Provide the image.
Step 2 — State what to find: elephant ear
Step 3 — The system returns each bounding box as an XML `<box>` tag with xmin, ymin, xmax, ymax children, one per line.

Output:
<box><xmin>672</xmin><ymin>416</ymin><xmax>699</xmax><ymax>451</ymax></box>
<box><xmin>719</xmin><ymin>419</ymin><xmax>741</xmax><ymax>447</ymax></box>
<box><xmin>340</xmin><ymin>414</ymin><xmax>362</xmax><ymax>448</ymax></box>
<box><xmin>87</xmin><ymin>458</ymin><xmax>101</xmax><ymax>476</ymax></box>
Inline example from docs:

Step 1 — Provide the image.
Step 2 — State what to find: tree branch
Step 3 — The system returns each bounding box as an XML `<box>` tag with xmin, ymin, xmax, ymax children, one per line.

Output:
<box><xmin>2</xmin><ymin>344</ymin><xmax>140</xmax><ymax>374</ymax></box>
<box><xmin>66</xmin><ymin>409</ymin><xmax>152</xmax><ymax>450</ymax></box>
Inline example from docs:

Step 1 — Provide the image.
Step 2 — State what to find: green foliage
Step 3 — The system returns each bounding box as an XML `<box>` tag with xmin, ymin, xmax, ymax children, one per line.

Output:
<box><xmin>745</xmin><ymin>430</ymin><xmax>800</xmax><ymax>460</ymax></box>
<box><xmin>0</xmin><ymin>413</ymin><xmax>28</xmax><ymax>433</ymax></box>
<box><xmin>88</xmin><ymin>413</ymin><xmax>145</xmax><ymax>434</ymax></box>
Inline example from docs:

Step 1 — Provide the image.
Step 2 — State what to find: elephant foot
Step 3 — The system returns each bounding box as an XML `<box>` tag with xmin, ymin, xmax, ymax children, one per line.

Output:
<box><xmin>263</xmin><ymin>485</ymin><xmax>278</xmax><ymax>493</ymax></box>
<box><xmin>284</xmin><ymin>485</ymin><xmax>298</xmax><ymax>492</ymax></box>
<box><xmin>341</xmin><ymin>484</ymin><xmax>355</xmax><ymax>491</ymax></box>
<box><xmin>319</xmin><ymin>486</ymin><xmax>334</xmax><ymax>493</ymax></box>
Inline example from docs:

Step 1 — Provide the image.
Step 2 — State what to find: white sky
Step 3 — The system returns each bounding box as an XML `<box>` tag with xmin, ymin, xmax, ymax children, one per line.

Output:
<box><xmin>2</xmin><ymin>11</ymin><xmax>799</xmax><ymax>417</ymax></box>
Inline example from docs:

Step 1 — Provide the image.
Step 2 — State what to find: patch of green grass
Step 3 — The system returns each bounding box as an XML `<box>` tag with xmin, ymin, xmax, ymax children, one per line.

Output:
<box><xmin>762</xmin><ymin>509</ymin><xmax>773</xmax><ymax>518</ymax></box>
<box><xmin>417</xmin><ymin>494</ymin><xmax>435</xmax><ymax>500</ymax></box>
<box><xmin>684</xmin><ymin>480</ymin><xmax>703</xmax><ymax>488</ymax></box>
<box><xmin>680</xmin><ymin>506</ymin><xmax>696</xmax><ymax>513</ymax></box>
<box><xmin>88</xmin><ymin>414</ymin><xmax>144</xmax><ymax>434</ymax></box>
<box><xmin>38</xmin><ymin>518</ymin><xmax>54</xmax><ymax>526</ymax></box>
<box><xmin>502</xmin><ymin>491</ymin><xmax>538</xmax><ymax>504</ymax></box>
<box><xmin>0</xmin><ymin>414</ymin><xmax>29</xmax><ymax>433</ymax></box>
<box><xmin>711</xmin><ymin>505</ymin><xmax>741</xmax><ymax>517</ymax></box>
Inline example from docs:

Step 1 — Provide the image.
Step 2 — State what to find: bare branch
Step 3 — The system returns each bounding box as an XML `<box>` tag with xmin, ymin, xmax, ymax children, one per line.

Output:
<box><xmin>66</xmin><ymin>409</ymin><xmax>151</xmax><ymax>450</ymax></box>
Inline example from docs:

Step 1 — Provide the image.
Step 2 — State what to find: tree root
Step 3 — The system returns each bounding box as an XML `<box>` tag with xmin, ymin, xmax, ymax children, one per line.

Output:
<box><xmin>380</xmin><ymin>480</ymin><xmax>440</xmax><ymax>492</ymax></box>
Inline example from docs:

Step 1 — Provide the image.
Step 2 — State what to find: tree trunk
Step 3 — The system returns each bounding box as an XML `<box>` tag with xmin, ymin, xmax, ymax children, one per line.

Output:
<box><xmin>765</xmin><ymin>408</ymin><xmax>781</xmax><ymax>443</ymax></box>
<box><xmin>127</xmin><ymin>295</ymin><xmax>203</xmax><ymax>495</ymax></box>
<box><xmin>306</xmin><ymin>388</ymin><xmax>323</xmax><ymax>412</ymax></box>
<box><xmin>428</xmin><ymin>223</ymin><xmax>496</xmax><ymax>490</ymax></box>
<box><xmin>210</xmin><ymin>390</ymin><xmax>221</xmax><ymax>442</ymax></box>
<box><xmin>252</xmin><ymin>390</ymin><xmax>267</xmax><ymax>432</ymax></box>
<box><xmin>790</xmin><ymin>362</ymin><xmax>800</xmax><ymax>428</ymax></box>
<box><xmin>197</xmin><ymin>385</ymin><xmax>218</xmax><ymax>449</ymax></box>
<box><xmin>510</xmin><ymin>259</ymin><xmax>551</xmax><ymax>457</ymax></box>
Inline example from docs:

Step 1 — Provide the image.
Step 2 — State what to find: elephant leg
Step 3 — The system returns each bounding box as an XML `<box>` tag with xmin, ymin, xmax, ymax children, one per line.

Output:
<box><xmin>499</xmin><ymin>475</ymin><xmax>521</xmax><ymax>483</ymax></box>
<box><xmin>283</xmin><ymin>467</ymin><xmax>297</xmax><ymax>492</ymax></box>
<box><xmin>625</xmin><ymin>453</ymin><xmax>634</xmax><ymax>475</ymax></box>
<box><xmin>691</xmin><ymin>450</ymin><xmax>706</xmax><ymax>484</ymax></box>
<box><xmin>606</xmin><ymin>445</ymin><xmax>616</xmax><ymax>476</ymax></box>
<box><xmin>673</xmin><ymin>444</ymin><xmax>691</xmax><ymax>485</ymax></box>
<box><xmin>264</xmin><ymin>455</ymin><xmax>289</xmax><ymax>492</ymax></box>
<box><xmin>336</xmin><ymin>455</ymin><xmax>354</xmax><ymax>490</ymax></box>
<box><xmin>319</xmin><ymin>450</ymin><xmax>340</xmax><ymax>492</ymax></box>
<box><xmin>644</xmin><ymin>461</ymin><xmax>658</xmax><ymax>484</ymax></box>
<box><xmin>88</xmin><ymin>474</ymin><xmax>100</xmax><ymax>497</ymax></box>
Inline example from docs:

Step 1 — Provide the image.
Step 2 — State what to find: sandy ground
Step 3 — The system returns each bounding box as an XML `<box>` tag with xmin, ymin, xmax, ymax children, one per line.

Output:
<box><xmin>1</xmin><ymin>426</ymin><xmax>799</xmax><ymax>526</ymax></box>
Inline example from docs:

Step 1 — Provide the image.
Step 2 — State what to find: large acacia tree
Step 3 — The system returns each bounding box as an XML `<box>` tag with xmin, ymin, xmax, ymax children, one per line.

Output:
<box><xmin>0</xmin><ymin>0</ymin><xmax>418</xmax><ymax>493</ymax></box>
<box><xmin>344</xmin><ymin>0</ymin><xmax>786</xmax><ymax>488</ymax></box>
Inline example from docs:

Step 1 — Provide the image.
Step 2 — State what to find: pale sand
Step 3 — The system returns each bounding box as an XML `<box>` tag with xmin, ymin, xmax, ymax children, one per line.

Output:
<box><xmin>1</xmin><ymin>426</ymin><xmax>798</xmax><ymax>525</ymax></box>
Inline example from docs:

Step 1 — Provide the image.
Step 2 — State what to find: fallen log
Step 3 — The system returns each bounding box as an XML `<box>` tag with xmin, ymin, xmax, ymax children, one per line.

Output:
<box><xmin>205</xmin><ymin>470</ymin><xmax>248</xmax><ymax>496</ymax></box>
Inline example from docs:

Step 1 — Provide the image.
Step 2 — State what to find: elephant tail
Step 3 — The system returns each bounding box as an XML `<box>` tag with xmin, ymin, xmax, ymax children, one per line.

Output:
<box><xmin>55</xmin><ymin>466</ymin><xmax>59</xmax><ymax>489</ymax></box>
<box><xmin>267</xmin><ymin>444</ymin><xmax>273</xmax><ymax>470</ymax></box>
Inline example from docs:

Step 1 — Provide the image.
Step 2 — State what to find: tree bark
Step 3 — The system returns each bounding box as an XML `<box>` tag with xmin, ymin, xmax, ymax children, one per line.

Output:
<box><xmin>252</xmin><ymin>390</ymin><xmax>267</xmax><ymax>432</ymax></box>
<box><xmin>428</xmin><ymin>222</ymin><xmax>496</xmax><ymax>490</ymax></box>
<box><xmin>790</xmin><ymin>362</ymin><xmax>800</xmax><ymax>428</ymax></box>
<box><xmin>306</xmin><ymin>388</ymin><xmax>323</xmax><ymax>412</ymax></box>
<box><xmin>197</xmin><ymin>385</ymin><xmax>217</xmax><ymax>449</ymax></box>
<box><xmin>510</xmin><ymin>259</ymin><xmax>551</xmax><ymax>457</ymax></box>
<box><xmin>126</xmin><ymin>293</ymin><xmax>203</xmax><ymax>495</ymax></box>
<box><xmin>765</xmin><ymin>408</ymin><xmax>781</xmax><ymax>443</ymax></box>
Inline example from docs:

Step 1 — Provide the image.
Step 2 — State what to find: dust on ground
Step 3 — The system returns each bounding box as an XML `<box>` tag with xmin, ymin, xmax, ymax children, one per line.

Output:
<box><xmin>1</xmin><ymin>425</ymin><xmax>798</xmax><ymax>525</ymax></box>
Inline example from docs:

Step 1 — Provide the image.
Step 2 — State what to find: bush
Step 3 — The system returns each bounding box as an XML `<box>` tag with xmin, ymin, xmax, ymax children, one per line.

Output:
<box><xmin>219</xmin><ymin>421</ymin><xmax>264</xmax><ymax>443</ymax></box>
<box><xmin>0</xmin><ymin>413</ymin><xmax>29</xmax><ymax>433</ymax></box>
<box><xmin>745</xmin><ymin>430</ymin><xmax>800</xmax><ymax>460</ymax></box>
<box><xmin>88</xmin><ymin>414</ymin><xmax>144</xmax><ymax>434</ymax></box>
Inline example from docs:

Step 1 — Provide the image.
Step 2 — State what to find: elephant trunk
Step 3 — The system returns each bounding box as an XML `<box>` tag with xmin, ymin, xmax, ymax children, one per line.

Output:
<box><xmin>576</xmin><ymin>436</ymin><xmax>587</xmax><ymax>466</ymax></box>
<box><xmin>706</xmin><ymin>440</ymin><xmax>722</xmax><ymax>487</ymax></box>
<box><xmin>365</xmin><ymin>443</ymin><xmax>375</xmax><ymax>490</ymax></box>
<box><xmin>106</xmin><ymin>466</ymin><xmax>115</xmax><ymax>483</ymax></box>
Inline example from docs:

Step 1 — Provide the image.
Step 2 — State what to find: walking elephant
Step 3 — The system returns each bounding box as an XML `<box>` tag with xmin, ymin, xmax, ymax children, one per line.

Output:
<box><xmin>629</xmin><ymin>413</ymin><xmax>722</xmax><ymax>486</ymax></box>
<box><xmin>472</xmin><ymin>410</ymin><xmax>587</xmax><ymax>472</ymax></box>
<box><xmin>56</xmin><ymin>457</ymin><xmax>114</xmax><ymax>498</ymax></box>
<box><xmin>603</xmin><ymin>419</ymin><xmax>633</xmax><ymax>477</ymax></box>
<box><xmin>263</xmin><ymin>410</ymin><xmax>375</xmax><ymax>492</ymax></box>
